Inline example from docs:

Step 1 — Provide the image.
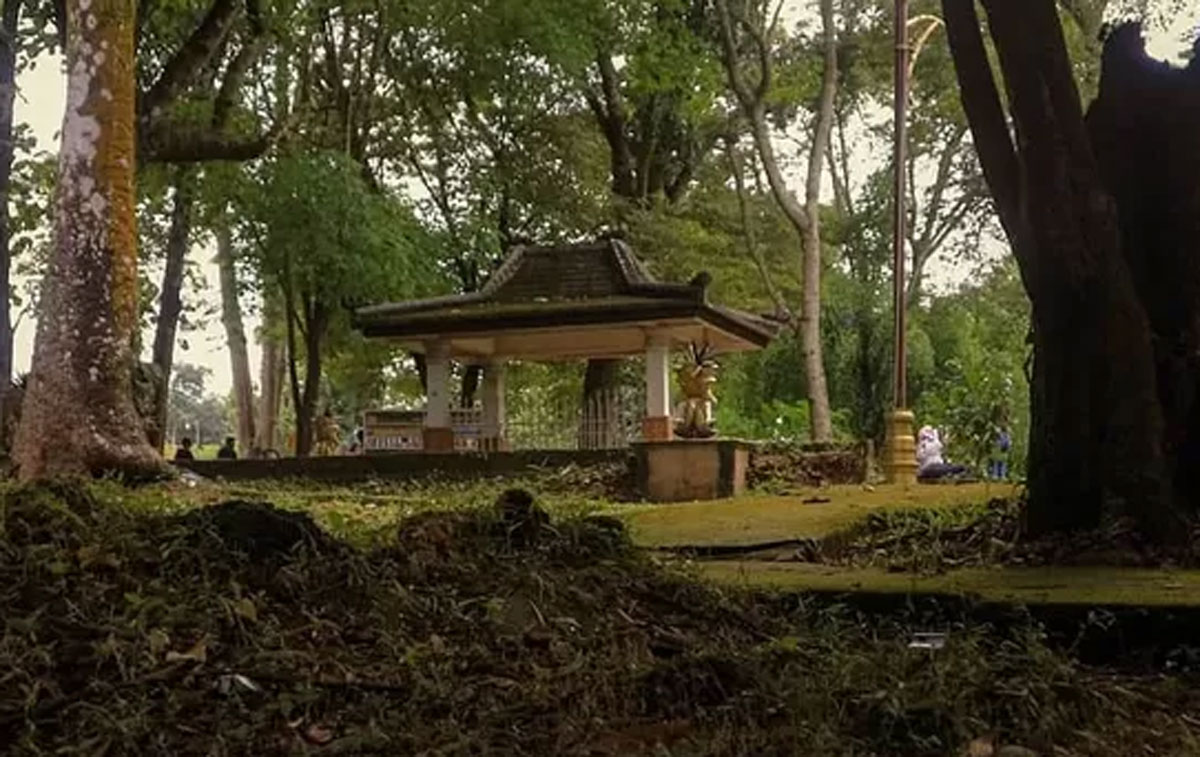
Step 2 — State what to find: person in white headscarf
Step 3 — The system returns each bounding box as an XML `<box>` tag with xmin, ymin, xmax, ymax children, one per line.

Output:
<box><xmin>916</xmin><ymin>425</ymin><xmax>968</xmax><ymax>481</ymax></box>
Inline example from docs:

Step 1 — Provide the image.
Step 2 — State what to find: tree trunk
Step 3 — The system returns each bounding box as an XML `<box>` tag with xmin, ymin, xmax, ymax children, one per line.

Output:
<box><xmin>943</xmin><ymin>0</ymin><xmax>1185</xmax><ymax>539</ymax></box>
<box><xmin>798</xmin><ymin>0</ymin><xmax>838</xmax><ymax>443</ymax></box>
<box><xmin>147</xmin><ymin>166</ymin><xmax>195</xmax><ymax>450</ymax></box>
<box><xmin>283</xmin><ymin>284</ymin><xmax>306</xmax><ymax>456</ymax></box>
<box><xmin>460</xmin><ymin>363</ymin><xmax>481</xmax><ymax>408</ymax></box>
<box><xmin>716</xmin><ymin>0</ymin><xmax>835</xmax><ymax>443</ymax></box>
<box><xmin>292</xmin><ymin>299</ymin><xmax>327</xmax><ymax>457</ymax></box>
<box><xmin>255</xmin><ymin>324</ymin><xmax>284</xmax><ymax>455</ymax></box>
<box><xmin>0</xmin><ymin>0</ymin><xmax>22</xmax><ymax>430</ymax></box>
<box><xmin>1085</xmin><ymin>26</ymin><xmax>1200</xmax><ymax>521</ymax></box>
<box><xmin>580</xmin><ymin>357</ymin><xmax>620</xmax><ymax>449</ymax></box>
<box><xmin>216</xmin><ymin>218</ymin><xmax>255</xmax><ymax>454</ymax></box>
<box><xmin>14</xmin><ymin>0</ymin><xmax>163</xmax><ymax>479</ymax></box>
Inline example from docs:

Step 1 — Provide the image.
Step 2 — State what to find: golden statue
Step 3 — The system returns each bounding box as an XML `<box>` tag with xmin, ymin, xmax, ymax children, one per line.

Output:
<box><xmin>314</xmin><ymin>409</ymin><xmax>341</xmax><ymax>456</ymax></box>
<box><xmin>674</xmin><ymin>344</ymin><xmax>718</xmax><ymax>439</ymax></box>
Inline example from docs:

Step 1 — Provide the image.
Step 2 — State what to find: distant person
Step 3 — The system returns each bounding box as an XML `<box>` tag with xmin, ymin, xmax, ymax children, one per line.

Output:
<box><xmin>988</xmin><ymin>425</ymin><xmax>1012</xmax><ymax>480</ymax></box>
<box><xmin>173</xmin><ymin>437</ymin><xmax>195</xmax><ymax>462</ymax></box>
<box><xmin>916</xmin><ymin>426</ymin><xmax>967</xmax><ymax>482</ymax></box>
<box><xmin>348</xmin><ymin>427</ymin><xmax>365</xmax><ymax>455</ymax></box>
<box><xmin>217</xmin><ymin>436</ymin><xmax>238</xmax><ymax>460</ymax></box>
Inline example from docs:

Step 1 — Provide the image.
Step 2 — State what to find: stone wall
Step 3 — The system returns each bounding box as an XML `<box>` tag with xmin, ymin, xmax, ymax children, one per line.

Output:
<box><xmin>179</xmin><ymin>443</ymin><xmax>868</xmax><ymax>497</ymax></box>
<box><xmin>747</xmin><ymin>442</ymin><xmax>869</xmax><ymax>489</ymax></box>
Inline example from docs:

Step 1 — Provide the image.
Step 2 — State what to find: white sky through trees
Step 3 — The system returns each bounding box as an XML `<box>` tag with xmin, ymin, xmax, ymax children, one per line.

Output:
<box><xmin>10</xmin><ymin>4</ymin><xmax>1199</xmax><ymax>396</ymax></box>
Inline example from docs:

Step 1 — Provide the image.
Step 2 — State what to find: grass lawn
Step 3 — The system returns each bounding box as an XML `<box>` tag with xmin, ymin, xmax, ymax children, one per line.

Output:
<box><xmin>623</xmin><ymin>482</ymin><xmax>1017</xmax><ymax>548</ymax></box>
<box><xmin>700</xmin><ymin>561</ymin><xmax>1200</xmax><ymax>606</ymax></box>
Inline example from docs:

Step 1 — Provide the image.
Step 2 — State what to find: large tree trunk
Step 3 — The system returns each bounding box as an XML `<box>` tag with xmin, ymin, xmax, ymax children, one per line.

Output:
<box><xmin>147</xmin><ymin>167</ymin><xmax>195</xmax><ymax>450</ymax></box>
<box><xmin>216</xmin><ymin>218</ymin><xmax>255</xmax><ymax>454</ymax></box>
<box><xmin>1086</xmin><ymin>26</ymin><xmax>1200</xmax><ymax>520</ymax></box>
<box><xmin>0</xmin><ymin>0</ymin><xmax>22</xmax><ymax>429</ymax></box>
<box><xmin>14</xmin><ymin>0</ymin><xmax>162</xmax><ymax>479</ymax></box>
<box><xmin>943</xmin><ymin>0</ymin><xmax>1185</xmax><ymax>539</ymax></box>
<box><xmin>580</xmin><ymin>358</ymin><xmax>620</xmax><ymax>449</ymax></box>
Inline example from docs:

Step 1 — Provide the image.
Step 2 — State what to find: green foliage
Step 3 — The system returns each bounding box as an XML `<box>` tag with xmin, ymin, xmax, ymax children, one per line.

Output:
<box><xmin>244</xmin><ymin>150</ymin><xmax>431</xmax><ymax>310</ymax></box>
<box><xmin>7</xmin><ymin>126</ymin><xmax>56</xmax><ymax>324</ymax></box>
<box><xmin>912</xmin><ymin>261</ymin><xmax>1031</xmax><ymax>474</ymax></box>
<box><xmin>168</xmin><ymin>362</ymin><xmax>231</xmax><ymax>445</ymax></box>
<box><xmin>717</xmin><ymin>397</ymin><xmax>813</xmax><ymax>442</ymax></box>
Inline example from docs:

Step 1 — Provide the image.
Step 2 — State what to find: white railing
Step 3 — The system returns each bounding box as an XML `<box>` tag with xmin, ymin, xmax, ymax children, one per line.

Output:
<box><xmin>364</xmin><ymin>386</ymin><xmax>641</xmax><ymax>453</ymax></box>
<box><xmin>363</xmin><ymin>408</ymin><xmax>485</xmax><ymax>452</ymax></box>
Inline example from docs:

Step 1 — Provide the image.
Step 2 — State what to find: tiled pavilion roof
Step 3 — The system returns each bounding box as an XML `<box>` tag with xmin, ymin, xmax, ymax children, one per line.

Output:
<box><xmin>354</xmin><ymin>239</ymin><xmax>781</xmax><ymax>360</ymax></box>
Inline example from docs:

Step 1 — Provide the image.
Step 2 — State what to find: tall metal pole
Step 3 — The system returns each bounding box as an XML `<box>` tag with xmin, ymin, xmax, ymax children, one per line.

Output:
<box><xmin>892</xmin><ymin>0</ymin><xmax>909</xmax><ymax>411</ymax></box>
<box><xmin>883</xmin><ymin>0</ymin><xmax>917</xmax><ymax>485</ymax></box>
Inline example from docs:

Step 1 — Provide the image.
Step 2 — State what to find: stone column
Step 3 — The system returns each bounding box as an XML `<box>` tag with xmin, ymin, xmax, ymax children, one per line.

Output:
<box><xmin>422</xmin><ymin>341</ymin><xmax>454</xmax><ymax>452</ymax></box>
<box><xmin>642</xmin><ymin>333</ymin><xmax>672</xmax><ymax>442</ymax></box>
<box><xmin>481</xmin><ymin>360</ymin><xmax>508</xmax><ymax>452</ymax></box>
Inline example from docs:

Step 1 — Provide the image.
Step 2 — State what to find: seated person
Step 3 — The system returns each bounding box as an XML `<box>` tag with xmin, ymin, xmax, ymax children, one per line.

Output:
<box><xmin>916</xmin><ymin>426</ymin><xmax>968</xmax><ymax>481</ymax></box>
<box><xmin>217</xmin><ymin>436</ymin><xmax>238</xmax><ymax>460</ymax></box>
<box><xmin>173</xmin><ymin>437</ymin><xmax>195</xmax><ymax>461</ymax></box>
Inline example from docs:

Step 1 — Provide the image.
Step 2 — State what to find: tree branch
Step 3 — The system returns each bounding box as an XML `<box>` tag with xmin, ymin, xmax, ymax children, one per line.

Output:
<box><xmin>591</xmin><ymin>51</ymin><xmax>636</xmax><ymax>198</ymax></box>
<box><xmin>715</xmin><ymin>0</ymin><xmax>809</xmax><ymax>237</ymax></box>
<box><xmin>140</xmin><ymin>127</ymin><xmax>275</xmax><ymax>163</ymax></box>
<box><xmin>805</xmin><ymin>0</ymin><xmax>838</xmax><ymax>224</ymax></box>
<box><xmin>726</xmin><ymin>139</ymin><xmax>790</xmax><ymax>321</ymax></box>
<box><xmin>715</xmin><ymin>0</ymin><xmax>756</xmax><ymax>107</ymax></box>
<box><xmin>141</xmin><ymin>0</ymin><xmax>241</xmax><ymax>119</ymax></box>
<box><xmin>941</xmin><ymin>0</ymin><xmax>1024</xmax><ymax>258</ymax></box>
<box><xmin>915</xmin><ymin>125</ymin><xmax>968</xmax><ymax>253</ymax></box>
<box><xmin>212</xmin><ymin>34</ymin><xmax>266</xmax><ymax>128</ymax></box>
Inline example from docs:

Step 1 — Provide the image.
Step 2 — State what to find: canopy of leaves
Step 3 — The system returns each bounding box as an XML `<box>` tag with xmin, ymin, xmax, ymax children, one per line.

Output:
<box><xmin>242</xmin><ymin>150</ymin><xmax>432</xmax><ymax>309</ymax></box>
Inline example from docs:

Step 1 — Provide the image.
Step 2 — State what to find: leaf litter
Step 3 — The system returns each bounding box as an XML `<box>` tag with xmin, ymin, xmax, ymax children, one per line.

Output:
<box><xmin>1</xmin><ymin>480</ymin><xmax>1198</xmax><ymax>755</ymax></box>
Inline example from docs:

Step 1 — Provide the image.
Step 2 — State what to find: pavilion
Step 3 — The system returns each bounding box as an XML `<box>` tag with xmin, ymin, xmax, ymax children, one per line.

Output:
<box><xmin>353</xmin><ymin>239</ymin><xmax>780</xmax><ymax>452</ymax></box>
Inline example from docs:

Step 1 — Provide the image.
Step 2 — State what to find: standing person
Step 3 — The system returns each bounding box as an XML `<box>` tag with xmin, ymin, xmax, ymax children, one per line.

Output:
<box><xmin>173</xmin><ymin>437</ymin><xmax>195</xmax><ymax>462</ymax></box>
<box><xmin>916</xmin><ymin>426</ymin><xmax>968</xmax><ymax>482</ymax></box>
<box><xmin>217</xmin><ymin>436</ymin><xmax>238</xmax><ymax>460</ymax></box>
<box><xmin>988</xmin><ymin>413</ymin><xmax>1013</xmax><ymax>480</ymax></box>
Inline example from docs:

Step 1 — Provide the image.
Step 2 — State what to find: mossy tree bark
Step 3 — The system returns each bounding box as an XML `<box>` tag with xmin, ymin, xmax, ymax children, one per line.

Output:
<box><xmin>14</xmin><ymin>0</ymin><xmax>163</xmax><ymax>479</ymax></box>
<box><xmin>943</xmin><ymin>0</ymin><xmax>1197</xmax><ymax>539</ymax></box>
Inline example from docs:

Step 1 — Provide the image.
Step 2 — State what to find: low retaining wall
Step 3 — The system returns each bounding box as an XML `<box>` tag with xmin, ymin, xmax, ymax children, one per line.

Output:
<box><xmin>178</xmin><ymin>442</ymin><xmax>869</xmax><ymax>497</ymax></box>
<box><xmin>179</xmin><ymin>449</ymin><xmax>629</xmax><ymax>484</ymax></box>
<box><xmin>748</xmin><ymin>442</ymin><xmax>869</xmax><ymax>489</ymax></box>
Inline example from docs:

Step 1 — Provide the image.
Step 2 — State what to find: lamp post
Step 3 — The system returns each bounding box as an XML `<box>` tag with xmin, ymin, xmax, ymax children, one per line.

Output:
<box><xmin>883</xmin><ymin>0</ymin><xmax>918</xmax><ymax>485</ymax></box>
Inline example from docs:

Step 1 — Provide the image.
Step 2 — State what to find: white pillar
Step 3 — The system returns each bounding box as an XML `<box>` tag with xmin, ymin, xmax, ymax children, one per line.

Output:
<box><xmin>424</xmin><ymin>341</ymin><xmax>451</xmax><ymax>429</ymax></box>
<box><xmin>482</xmin><ymin>361</ymin><xmax>506</xmax><ymax>448</ymax></box>
<box><xmin>643</xmin><ymin>333</ymin><xmax>672</xmax><ymax>441</ymax></box>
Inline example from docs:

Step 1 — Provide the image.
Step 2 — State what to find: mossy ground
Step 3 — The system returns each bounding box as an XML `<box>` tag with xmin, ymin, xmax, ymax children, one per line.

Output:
<box><xmin>622</xmin><ymin>482</ymin><xmax>1017</xmax><ymax>548</ymax></box>
<box><xmin>700</xmin><ymin>561</ymin><xmax>1200</xmax><ymax>606</ymax></box>
<box><xmin>3</xmin><ymin>479</ymin><xmax>1199</xmax><ymax>755</ymax></box>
